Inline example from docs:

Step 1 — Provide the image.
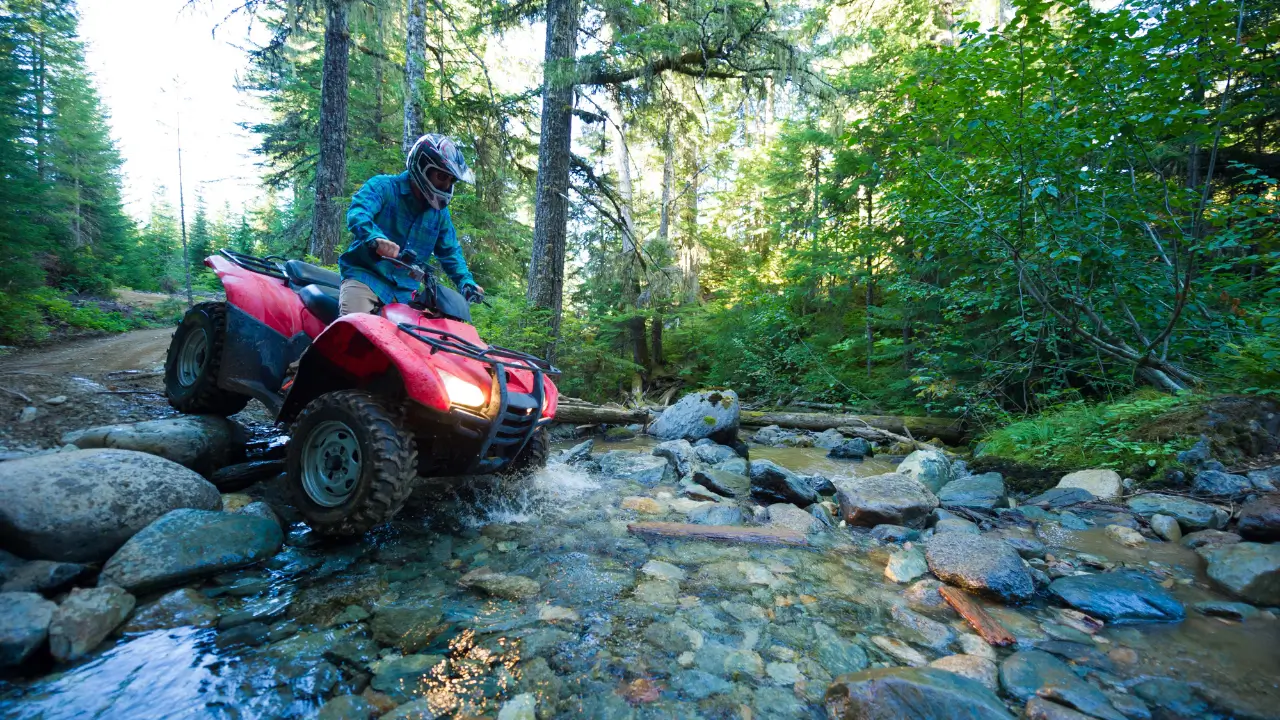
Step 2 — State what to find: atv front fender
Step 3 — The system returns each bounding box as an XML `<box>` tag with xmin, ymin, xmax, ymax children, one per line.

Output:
<box><xmin>278</xmin><ymin>313</ymin><xmax>449</xmax><ymax>423</ymax></box>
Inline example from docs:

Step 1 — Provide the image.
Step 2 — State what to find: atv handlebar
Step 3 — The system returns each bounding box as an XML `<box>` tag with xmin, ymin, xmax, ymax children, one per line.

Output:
<box><xmin>384</xmin><ymin>250</ymin><xmax>487</xmax><ymax>306</ymax></box>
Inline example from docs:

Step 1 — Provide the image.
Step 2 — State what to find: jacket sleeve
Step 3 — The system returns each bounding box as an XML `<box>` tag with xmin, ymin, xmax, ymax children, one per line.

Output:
<box><xmin>433</xmin><ymin>209</ymin><xmax>476</xmax><ymax>289</ymax></box>
<box><xmin>345</xmin><ymin>179</ymin><xmax>389</xmax><ymax>250</ymax></box>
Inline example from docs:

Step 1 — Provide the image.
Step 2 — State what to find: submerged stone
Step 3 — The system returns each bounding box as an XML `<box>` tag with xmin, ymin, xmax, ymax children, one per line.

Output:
<box><xmin>925</xmin><ymin>532</ymin><xmax>1035</xmax><ymax>603</ymax></box>
<box><xmin>1202</xmin><ymin>542</ymin><xmax>1280</xmax><ymax>606</ymax></box>
<box><xmin>998</xmin><ymin>650</ymin><xmax>1124</xmax><ymax>720</ymax></box>
<box><xmin>825</xmin><ymin>667</ymin><xmax>1014</xmax><ymax>720</ymax></box>
<box><xmin>1048</xmin><ymin>571</ymin><xmax>1184</xmax><ymax>624</ymax></box>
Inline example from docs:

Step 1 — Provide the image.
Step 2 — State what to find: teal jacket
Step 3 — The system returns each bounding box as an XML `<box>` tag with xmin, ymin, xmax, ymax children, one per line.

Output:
<box><xmin>338</xmin><ymin>171</ymin><xmax>476</xmax><ymax>305</ymax></box>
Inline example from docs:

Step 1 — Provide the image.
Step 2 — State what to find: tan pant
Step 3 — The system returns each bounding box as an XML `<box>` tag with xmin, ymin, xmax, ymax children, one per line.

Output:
<box><xmin>339</xmin><ymin>279</ymin><xmax>380</xmax><ymax>315</ymax></box>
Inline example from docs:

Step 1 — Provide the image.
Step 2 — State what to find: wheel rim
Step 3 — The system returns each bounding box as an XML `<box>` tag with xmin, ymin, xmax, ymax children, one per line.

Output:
<box><xmin>301</xmin><ymin>420</ymin><xmax>362</xmax><ymax>507</ymax></box>
<box><xmin>177</xmin><ymin>328</ymin><xmax>209</xmax><ymax>387</ymax></box>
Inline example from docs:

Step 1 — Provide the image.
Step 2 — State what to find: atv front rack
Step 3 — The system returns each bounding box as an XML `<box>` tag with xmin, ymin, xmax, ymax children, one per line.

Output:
<box><xmin>397</xmin><ymin>323</ymin><xmax>559</xmax><ymax>474</ymax></box>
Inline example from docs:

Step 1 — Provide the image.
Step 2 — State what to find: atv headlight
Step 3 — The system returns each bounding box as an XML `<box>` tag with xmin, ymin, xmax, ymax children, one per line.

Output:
<box><xmin>440</xmin><ymin>371</ymin><xmax>486</xmax><ymax>409</ymax></box>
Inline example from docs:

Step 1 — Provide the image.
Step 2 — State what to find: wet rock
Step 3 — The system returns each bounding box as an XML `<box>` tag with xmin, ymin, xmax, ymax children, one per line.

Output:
<box><xmin>714</xmin><ymin>456</ymin><xmax>749</xmax><ymax>475</ymax></box>
<box><xmin>381</xmin><ymin>698</ymin><xmax>439</xmax><ymax>720</ymax></box>
<box><xmin>0</xmin><ymin>560</ymin><xmax>86</xmax><ymax>594</ymax></box>
<box><xmin>537</xmin><ymin>605</ymin><xmax>580</xmax><ymax>624</ymax></box>
<box><xmin>1126</xmin><ymin>493</ymin><xmax>1228</xmax><ymax>531</ymax></box>
<box><xmin>938</xmin><ymin>473</ymin><xmax>1006</xmax><ymax>511</ymax></box>
<box><xmin>370</xmin><ymin>652</ymin><xmax>447</xmax><ymax>700</ymax></box>
<box><xmin>677</xmin><ymin>480</ymin><xmax>722</xmax><ymax>503</ymax></box>
<box><xmin>604</xmin><ymin>426</ymin><xmax>636</xmax><ymax>441</ymax></box>
<box><xmin>829</xmin><ymin>438</ymin><xmax>872</xmax><ymax>460</ymax></box>
<box><xmin>688</xmin><ymin>504</ymin><xmax>745</xmax><ymax>525</ymax></box>
<box><xmin>987</xmin><ymin>531</ymin><xmax>1046</xmax><ymax>560</ymax></box>
<box><xmin>1131</xmin><ymin>678</ymin><xmax>1211</xmax><ymax>719</ymax></box>
<box><xmin>620</xmin><ymin>496</ymin><xmax>666</xmax><ymax>515</ymax></box>
<box><xmin>749</xmin><ymin>459</ymin><xmax>818</xmax><ymax>507</ymax></box>
<box><xmin>999</xmin><ymin>650</ymin><xmax>1124</xmax><ymax>720</ymax></box>
<box><xmin>641</xmin><ymin>560</ymin><xmax>687</xmax><ymax>582</ymax></box>
<box><xmin>897</xmin><ymin>448</ymin><xmax>955</xmax><ymax>493</ymax></box>
<box><xmin>1056</xmin><ymin>469</ymin><xmax>1122</xmax><ymax>500</ymax></box>
<box><xmin>929</xmin><ymin>654</ymin><xmax>998</xmax><ymax>691</ymax></box>
<box><xmin>1024</xmin><ymin>487</ymin><xmax>1096</xmax><ymax>509</ymax></box>
<box><xmin>458</xmin><ymin>567</ymin><xmax>540</xmax><ymax>600</ymax></box>
<box><xmin>767</xmin><ymin>661</ymin><xmax>801</xmax><ymax>685</ymax></box>
<box><xmin>692</xmin><ymin>468</ymin><xmax>749</xmax><ymax>497</ymax></box>
<box><xmin>1149</xmin><ymin>514</ymin><xmax>1182</xmax><ymax>542</ymax></box>
<box><xmin>870</xmin><ymin>524</ymin><xmax>920</xmax><ymax>543</ymax></box>
<box><xmin>1237</xmin><ymin>494</ymin><xmax>1280</xmax><ymax>542</ymax></box>
<box><xmin>925</xmin><ymin>532</ymin><xmax>1035</xmax><ymax>603</ymax></box>
<box><xmin>956</xmin><ymin>633</ymin><xmax>996</xmax><ymax>661</ymax></box>
<box><xmin>693</xmin><ymin>442</ymin><xmax>738</xmax><ymax>466</ymax></box>
<box><xmin>371</xmin><ymin>603</ymin><xmax>443</xmax><ymax>653</ymax></box>
<box><xmin>597</xmin><ymin>452</ymin><xmax>674</xmax><ymax>486</ymax></box>
<box><xmin>632</xmin><ymin>580</ymin><xmax>679</xmax><ymax>606</ymax></box>
<box><xmin>99</xmin><ymin>509</ymin><xmax>283</xmax><ymax>593</ymax></box>
<box><xmin>825</xmin><ymin>666</ymin><xmax>1014</xmax><ymax>720</ymax></box>
<box><xmin>806</xmin><ymin>473</ymin><xmax>839</xmax><ymax>496</ymax></box>
<box><xmin>1192</xmin><ymin>469</ymin><xmax>1253</xmax><ymax>497</ymax></box>
<box><xmin>1247</xmin><ymin>466</ymin><xmax>1280</xmax><ymax>491</ymax></box>
<box><xmin>870</xmin><ymin>635</ymin><xmax>929</xmax><ymax>666</ymax></box>
<box><xmin>815</xmin><ymin>429</ymin><xmax>847</xmax><ymax>449</ymax></box>
<box><xmin>318</xmin><ymin>695</ymin><xmax>379</xmax><ymax>720</ymax></box>
<box><xmin>885</xmin><ymin>546</ymin><xmax>929</xmax><ymax>583</ymax></box>
<box><xmin>724</xmin><ymin>648</ymin><xmax>765</xmax><ymax>678</ymax></box>
<box><xmin>1202</xmin><ymin>542</ymin><xmax>1280</xmax><ymax>605</ymax></box>
<box><xmin>1193</xmin><ymin>600</ymin><xmax>1259</xmax><ymax>621</ymax></box>
<box><xmin>890</xmin><ymin>604</ymin><xmax>955</xmax><ymax>650</ymax></box>
<box><xmin>498</xmin><ymin>693</ymin><xmax>537</xmax><ymax>720</ymax></box>
<box><xmin>48</xmin><ymin>585</ymin><xmax>135</xmax><ymax>662</ymax></box>
<box><xmin>62</xmin><ymin>415</ymin><xmax>236</xmax><ymax>475</ymax></box>
<box><xmin>1180</xmin><ymin>528</ymin><xmax>1242</xmax><ymax>551</ymax></box>
<box><xmin>653</xmin><ymin>439</ymin><xmax>695</xmax><ymax>477</ymax></box>
<box><xmin>650</xmin><ymin>390</ymin><xmax>740</xmax><ymax>442</ymax></box>
<box><xmin>0</xmin><ymin>591</ymin><xmax>56</xmax><ymax>667</ymax></box>
<box><xmin>1024</xmin><ymin>697</ymin><xmax>1096</xmax><ymax>720</ymax></box>
<box><xmin>934</xmin><ymin>517</ymin><xmax>979</xmax><ymax>535</ymax></box>
<box><xmin>236</xmin><ymin>501</ymin><xmax>283</xmax><ymax>530</ymax></box>
<box><xmin>1104</xmin><ymin>524</ymin><xmax>1146</xmax><ymax>548</ymax></box>
<box><xmin>122</xmin><ymin>588</ymin><xmax>219</xmax><ymax>632</ymax></box>
<box><xmin>559</xmin><ymin>439</ymin><xmax>593</xmax><ymax>464</ymax></box>
<box><xmin>672</xmin><ymin>669</ymin><xmax>733</xmax><ymax>700</ymax></box>
<box><xmin>753</xmin><ymin>425</ymin><xmax>794</xmax><ymax>446</ymax></box>
<box><xmin>814</xmin><ymin>624</ymin><xmax>870</xmax><ymax>674</ymax></box>
<box><xmin>0</xmin><ymin>449</ymin><xmax>222</xmax><ymax>563</ymax></box>
<box><xmin>1048</xmin><ymin>570</ymin><xmax>1184</xmax><ymax>623</ymax></box>
<box><xmin>766</xmin><ymin>503</ymin><xmax>824</xmax><ymax>534</ymax></box>
<box><xmin>835</xmin><ymin>473</ymin><xmax>939</xmax><ymax>528</ymax></box>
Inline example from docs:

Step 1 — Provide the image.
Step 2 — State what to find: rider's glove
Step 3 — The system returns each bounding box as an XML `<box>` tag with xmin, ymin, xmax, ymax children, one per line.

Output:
<box><xmin>461</xmin><ymin>283</ymin><xmax>485</xmax><ymax>304</ymax></box>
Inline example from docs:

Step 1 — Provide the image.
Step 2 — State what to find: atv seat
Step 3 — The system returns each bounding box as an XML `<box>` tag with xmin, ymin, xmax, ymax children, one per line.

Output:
<box><xmin>299</xmin><ymin>284</ymin><xmax>340</xmax><ymax>325</ymax></box>
<box><xmin>284</xmin><ymin>259</ymin><xmax>340</xmax><ymax>289</ymax></box>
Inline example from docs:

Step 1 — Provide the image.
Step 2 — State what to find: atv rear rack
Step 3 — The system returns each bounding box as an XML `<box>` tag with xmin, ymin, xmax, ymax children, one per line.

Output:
<box><xmin>219</xmin><ymin>249</ymin><xmax>288</xmax><ymax>281</ymax></box>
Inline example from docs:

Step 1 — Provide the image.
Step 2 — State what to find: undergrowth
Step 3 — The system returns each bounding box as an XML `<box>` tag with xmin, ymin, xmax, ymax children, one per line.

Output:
<box><xmin>977</xmin><ymin>391</ymin><xmax>1202</xmax><ymax>477</ymax></box>
<box><xmin>0</xmin><ymin>288</ymin><xmax>173</xmax><ymax>345</ymax></box>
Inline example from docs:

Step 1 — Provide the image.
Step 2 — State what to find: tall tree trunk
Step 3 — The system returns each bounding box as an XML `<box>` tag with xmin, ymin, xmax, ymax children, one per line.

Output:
<box><xmin>527</xmin><ymin>0</ymin><xmax>580</xmax><ymax>360</ymax></box>
<box><xmin>658</xmin><ymin>115</ymin><xmax>673</xmax><ymax>246</ymax></box>
<box><xmin>310</xmin><ymin>0</ymin><xmax>351</xmax><ymax>265</ymax></box>
<box><xmin>403</xmin><ymin>0</ymin><xmax>426</xmax><ymax>153</ymax></box>
<box><xmin>34</xmin><ymin>8</ymin><xmax>46</xmax><ymax>181</ymax></box>
<box><xmin>610</xmin><ymin>87</ymin><xmax>649</xmax><ymax>387</ymax></box>
<box><xmin>865</xmin><ymin>184</ymin><xmax>875</xmax><ymax>378</ymax></box>
<box><xmin>679</xmin><ymin>133</ymin><xmax>701</xmax><ymax>302</ymax></box>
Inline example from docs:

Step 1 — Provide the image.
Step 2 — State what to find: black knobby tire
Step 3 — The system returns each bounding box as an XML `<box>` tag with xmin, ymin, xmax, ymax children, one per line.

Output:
<box><xmin>164</xmin><ymin>302</ymin><xmax>251</xmax><ymax>415</ymax></box>
<box><xmin>286</xmin><ymin>390</ymin><xmax>418</xmax><ymax>537</ymax></box>
<box><xmin>505</xmin><ymin>427</ymin><xmax>550</xmax><ymax>476</ymax></box>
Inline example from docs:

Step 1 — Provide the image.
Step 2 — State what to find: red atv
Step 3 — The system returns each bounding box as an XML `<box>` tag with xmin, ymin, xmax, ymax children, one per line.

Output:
<box><xmin>163</xmin><ymin>250</ymin><xmax>559</xmax><ymax>536</ymax></box>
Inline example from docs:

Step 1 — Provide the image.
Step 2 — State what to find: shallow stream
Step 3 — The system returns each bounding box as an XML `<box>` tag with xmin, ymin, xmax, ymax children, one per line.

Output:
<box><xmin>1</xmin><ymin>439</ymin><xmax>1277</xmax><ymax>719</ymax></box>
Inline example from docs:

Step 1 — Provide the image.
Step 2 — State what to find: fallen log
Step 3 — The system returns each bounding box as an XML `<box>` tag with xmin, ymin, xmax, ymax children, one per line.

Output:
<box><xmin>938</xmin><ymin>586</ymin><xmax>1016</xmax><ymax>646</ymax></box>
<box><xmin>627</xmin><ymin>522</ymin><xmax>809</xmax><ymax>546</ymax></box>
<box><xmin>553</xmin><ymin>403</ymin><xmax>654</xmax><ymax>426</ymax></box>
<box><xmin>740</xmin><ymin>410</ymin><xmax>966</xmax><ymax>445</ymax></box>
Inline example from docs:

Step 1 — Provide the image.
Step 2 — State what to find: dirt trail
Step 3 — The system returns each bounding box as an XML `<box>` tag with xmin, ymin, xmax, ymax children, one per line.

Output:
<box><xmin>0</xmin><ymin>327</ymin><xmax>173</xmax><ymax>375</ymax></box>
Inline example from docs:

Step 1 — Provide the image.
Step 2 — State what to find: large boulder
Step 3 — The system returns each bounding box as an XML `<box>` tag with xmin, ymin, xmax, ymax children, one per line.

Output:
<box><xmin>1055</xmin><ymin>469</ymin><xmax>1122</xmax><ymax>500</ymax></box>
<box><xmin>835</xmin><ymin>473</ymin><xmax>939</xmax><ymax>528</ymax></box>
<box><xmin>999</xmin><ymin>651</ymin><xmax>1124</xmax><ymax>720</ymax></box>
<box><xmin>596</xmin><ymin>451</ymin><xmax>674</xmax><ymax>486</ymax></box>
<box><xmin>649</xmin><ymin>390</ymin><xmax>740</xmax><ymax>442</ymax></box>
<box><xmin>1202</xmin><ymin>542</ymin><xmax>1280</xmax><ymax>606</ymax></box>
<box><xmin>1192</xmin><ymin>470</ymin><xmax>1253</xmax><ymax>497</ymax></box>
<box><xmin>99</xmin><ymin>509</ymin><xmax>283</xmax><ymax>593</ymax></box>
<box><xmin>925</xmin><ymin>532</ymin><xmax>1035</xmax><ymax>603</ymax></box>
<box><xmin>1237</xmin><ymin>495</ymin><xmax>1280</xmax><ymax>542</ymax></box>
<box><xmin>825</xmin><ymin>667</ymin><xmax>1015</xmax><ymax>720</ymax></box>
<box><xmin>829</xmin><ymin>438</ymin><xmax>872</xmax><ymax>460</ymax></box>
<box><xmin>0</xmin><ymin>449</ymin><xmax>222</xmax><ymax>563</ymax></box>
<box><xmin>1048</xmin><ymin>570</ymin><xmax>1184</xmax><ymax>623</ymax></box>
<box><xmin>692</xmin><ymin>468</ymin><xmax>749</xmax><ymax>498</ymax></box>
<box><xmin>1126</xmin><ymin>493</ymin><xmax>1228</xmax><ymax>531</ymax></box>
<box><xmin>748</xmin><ymin>459</ymin><xmax>818</xmax><ymax>507</ymax></box>
<box><xmin>693</xmin><ymin>443</ymin><xmax>738</xmax><ymax>466</ymax></box>
<box><xmin>1247</xmin><ymin>466</ymin><xmax>1279</xmax><ymax>491</ymax></box>
<box><xmin>652</xmin><ymin>439</ymin><xmax>695</xmax><ymax>478</ymax></box>
<box><xmin>896</xmin><ymin>449</ymin><xmax>954</xmax><ymax>493</ymax></box>
<box><xmin>938</xmin><ymin>473</ymin><xmax>1006</xmax><ymax>511</ymax></box>
<box><xmin>0</xmin><ymin>591</ymin><xmax>56</xmax><ymax>667</ymax></box>
<box><xmin>48</xmin><ymin>585</ymin><xmax>135</xmax><ymax>662</ymax></box>
<box><xmin>62</xmin><ymin>415</ymin><xmax>237</xmax><ymax>475</ymax></box>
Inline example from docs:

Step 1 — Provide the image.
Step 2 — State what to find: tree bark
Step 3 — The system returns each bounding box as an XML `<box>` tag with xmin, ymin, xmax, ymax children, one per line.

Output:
<box><xmin>310</xmin><ymin>0</ymin><xmax>352</xmax><ymax>265</ymax></box>
<box><xmin>554</xmin><ymin>402</ymin><xmax>654</xmax><ymax>425</ymax></box>
<box><xmin>679</xmin><ymin>131</ymin><xmax>701</xmax><ymax>302</ymax></box>
<box><xmin>740</xmin><ymin>410</ymin><xmax>966</xmax><ymax>444</ymax></box>
<box><xmin>527</xmin><ymin>0</ymin><xmax>580</xmax><ymax>360</ymax></box>
<box><xmin>403</xmin><ymin>0</ymin><xmax>426</xmax><ymax>153</ymax></box>
<box><xmin>610</xmin><ymin>87</ymin><xmax>649</xmax><ymax>384</ymax></box>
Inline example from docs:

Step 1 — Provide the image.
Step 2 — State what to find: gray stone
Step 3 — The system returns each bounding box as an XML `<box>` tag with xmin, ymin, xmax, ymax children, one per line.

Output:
<box><xmin>1180</xmin><ymin>528</ymin><xmax>1242</xmax><ymax>551</ymax></box>
<box><xmin>999</xmin><ymin>650</ymin><xmax>1124</xmax><ymax>720</ymax></box>
<box><xmin>688</xmin><ymin>504</ymin><xmax>745</xmax><ymax>526</ymax></box>
<box><xmin>815</xmin><ymin>429</ymin><xmax>847</xmax><ymax>449</ymax></box>
<box><xmin>767</xmin><ymin>503</ymin><xmax>823</xmax><ymax>534</ymax></box>
<box><xmin>1247</xmin><ymin>466</ymin><xmax>1280</xmax><ymax>491</ymax></box>
<box><xmin>0</xmin><ymin>560</ymin><xmax>86</xmax><ymax>594</ymax></box>
<box><xmin>1192</xmin><ymin>470</ymin><xmax>1253</xmax><ymax>497</ymax></box>
<box><xmin>1024</xmin><ymin>488</ymin><xmax>1095</xmax><ymax>509</ymax></box>
<box><xmin>805</xmin><ymin>473</ymin><xmax>838</xmax><ymax>496</ymax></box>
<box><xmin>49</xmin><ymin>585</ymin><xmax>136</xmax><ymax>662</ymax></box>
<box><xmin>371</xmin><ymin>652</ymin><xmax>447</xmax><ymax>700</ymax></box>
<box><xmin>835</xmin><ymin>473</ymin><xmax>939</xmax><ymax>528</ymax></box>
<box><xmin>0</xmin><ymin>591</ymin><xmax>56</xmax><ymax>667</ymax></box>
<box><xmin>925</xmin><ymin>533</ymin><xmax>1035</xmax><ymax>603</ymax></box>
<box><xmin>1202</xmin><ymin>542</ymin><xmax>1280</xmax><ymax>606</ymax></box>
<box><xmin>934</xmin><ymin>517</ymin><xmax>980</xmax><ymax>535</ymax></box>
<box><xmin>498</xmin><ymin>693</ymin><xmax>536</xmax><ymax>720</ymax></box>
<box><xmin>938</xmin><ymin>473</ymin><xmax>1006</xmax><ymax>510</ymax></box>
<box><xmin>890</xmin><ymin>604</ymin><xmax>955</xmax><ymax>650</ymax></box>
<box><xmin>749</xmin><ymin>459</ymin><xmax>818</xmax><ymax>507</ymax></box>
<box><xmin>0</xmin><ymin>449</ymin><xmax>221</xmax><ymax>563</ymax></box>
<box><xmin>62</xmin><ymin>415</ymin><xmax>236</xmax><ymax>475</ymax></box>
<box><xmin>1193</xmin><ymin>600</ymin><xmax>1260</xmax><ymax>621</ymax></box>
<box><xmin>693</xmin><ymin>443</ymin><xmax>738</xmax><ymax>466</ymax></box>
<box><xmin>1149</xmin><ymin>514</ymin><xmax>1182</xmax><ymax>542</ymax></box>
<box><xmin>929</xmin><ymin>654</ymin><xmax>998</xmax><ymax>691</ymax></box>
<box><xmin>897</xmin><ymin>448</ymin><xmax>954</xmax><ymax>493</ymax></box>
<box><xmin>829</xmin><ymin>438</ymin><xmax>872</xmax><ymax>460</ymax></box>
<box><xmin>318</xmin><ymin>695</ymin><xmax>379</xmax><ymax>720</ymax></box>
<box><xmin>371</xmin><ymin>603</ymin><xmax>444</xmax><ymax>653</ymax></box>
<box><xmin>650</xmin><ymin>390</ymin><xmax>740</xmax><ymax>442</ymax></box>
<box><xmin>986</xmin><ymin>531</ymin><xmax>1046</xmax><ymax>560</ymax></box>
<box><xmin>870</xmin><ymin>524</ymin><xmax>920</xmax><ymax>543</ymax></box>
<box><xmin>653</xmin><ymin>439</ymin><xmax>695</xmax><ymax>477</ymax></box>
<box><xmin>1048</xmin><ymin>571</ymin><xmax>1184</xmax><ymax>623</ymax></box>
<box><xmin>825</xmin><ymin>667</ymin><xmax>1015</xmax><ymax>720</ymax></box>
<box><xmin>885</xmin><ymin>546</ymin><xmax>929</xmax><ymax>583</ymax></box>
<box><xmin>1024</xmin><ymin>697</ymin><xmax>1098</xmax><ymax>720</ymax></box>
<box><xmin>604</xmin><ymin>426</ymin><xmax>636</xmax><ymax>441</ymax></box>
<box><xmin>672</xmin><ymin>670</ymin><xmax>733</xmax><ymax>700</ymax></box>
<box><xmin>753</xmin><ymin>425</ymin><xmax>797</xmax><ymax>446</ymax></box>
<box><xmin>1237</xmin><ymin>494</ymin><xmax>1280</xmax><ymax>542</ymax></box>
<box><xmin>1127</xmin><ymin>493</ymin><xmax>1228</xmax><ymax>531</ymax></box>
<box><xmin>458</xmin><ymin>567</ymin><xmax>540</xmax><ymax>600</ymax></box>
<box><xmin>99</xmin><ymin>509</ymin><xmax>283</xmax><ymax>593</ymax></box>
<box><xmin>236</xmin><ymin>501</ymin><xmax>282</xmax><ymax>530</ymax></box>
<box><xmin>1131</xmin><ymin>678</ymin><xmax>1211</xmax><ymax>720</ymax></box>
<box><xmin>692</xmin><ymin>468</ymin><xmax>749</xmax><ymax>498</ymax></box>
<box><xmin>1056</xmin><ymin>469</ymin><xmax>1122</xmax><ymax>500</ymax></box>
<box><xmin>714</xmin><ymin>457</ymin><xmax>749</xmax><ymax>475</ymax></box>
<box><xmin>381</xmin><ymin>699</ymin><xmax>440</xmax><ymax>720</ymax></box>
<box><xmin>814</xmin><ymin>624</ymin><xmax>869</xmax><ymax>675</ymax></box>
<box><xmin>559</xmin><ymin>439</ymin><xmax>594</xmax><ymax>464</ymax></box>
<box><xmin>596</xmin><ymin>451</ymin><xmax>674</xmax><ymax>486</ymax></box>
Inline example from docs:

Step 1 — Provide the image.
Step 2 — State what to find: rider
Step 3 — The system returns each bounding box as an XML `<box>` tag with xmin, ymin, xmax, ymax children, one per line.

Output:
<box><xmin>337</xmin><ymin>133</ymin><xmax>484</xmax><ymax>315</ymax></box>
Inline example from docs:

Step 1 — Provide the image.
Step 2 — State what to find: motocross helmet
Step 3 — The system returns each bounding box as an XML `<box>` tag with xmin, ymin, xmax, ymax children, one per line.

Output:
<box><xmin>406</xmin><ymin>133</ymin><xmax>474</xmax><ymax>211</ymax></box>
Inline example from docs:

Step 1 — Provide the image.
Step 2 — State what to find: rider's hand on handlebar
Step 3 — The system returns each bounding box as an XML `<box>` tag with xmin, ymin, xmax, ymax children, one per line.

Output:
<box><xmin>462</xmin><ymin>283</ymin><xmax>485</xmax><ymax>304</ymax></box>
<box><xmin>374</xmin><ymin>239</ymin><xmax>401</xmax><ymax>258</ymax></box>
